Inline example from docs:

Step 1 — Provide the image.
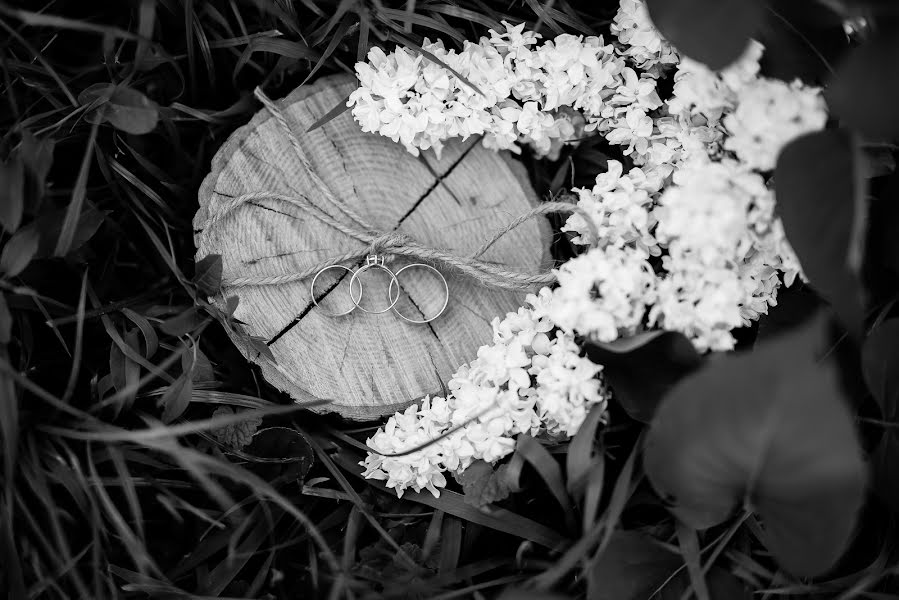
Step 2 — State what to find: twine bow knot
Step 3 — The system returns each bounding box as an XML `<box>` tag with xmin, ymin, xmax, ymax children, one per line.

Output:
<box><xmin>197</xmin><ymin>87</ymin><xmax>597</xmax><ymax>293</ymax></box>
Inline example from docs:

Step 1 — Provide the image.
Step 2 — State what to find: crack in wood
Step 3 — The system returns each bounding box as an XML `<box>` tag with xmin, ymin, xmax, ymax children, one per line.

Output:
<box><xmin>264</xmin><ymin>139</ymin><xmax>481</xmax><ymax>346</ymax></box>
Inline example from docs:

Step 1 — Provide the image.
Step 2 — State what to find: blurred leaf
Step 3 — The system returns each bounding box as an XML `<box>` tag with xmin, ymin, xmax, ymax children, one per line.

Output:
<box><xmin>643</xmin><ymin>314</ymin><xmax>867</xmax><ymax>577</ymax></box>
<box><xmin>19</xmin><ymin>132</ymin><xmax>55</xmax><ymax>211</ymax></box>
<box><xmin>862</xmin><ymin>318</ymin><xmax>899</xmax><ymax>419</ymax></box>
<box><xmin>210</xmin><ymin>406</ymin><xmax>262</xmax><ymax>449</ymax></box>
<box><xmin>587</xmin><ymin>530</ymin><xmax>683</xmax><ymax>600</ymax></box>
<box><xmin>20</xmin><ymin>205</ymin><xmax>106</xmax><ymax>259</ymax></box>
<box><xmin>245</xmin><ymin>426</ymin><xmax>314</xmax><ymax>481</ymax></box>
<box><xmin>498</xmin><ymin>591</ymin><xmax>570</xmax><ymax>600</ymax></box>
<box><xmin>566</xmin><ymin>404</ymin><xmax>605</xmax><ymax>499</ymax></box>
<box><xmin>79</xmin><ymin>83</ymin><xmax>160</xmax><ymax>135</ymax></box>
<box><xmin>160</xmin><ymin>372</ymin><xmax>193</xmax><ymax>423</ymax></box>
<box><xmin>676</xmin><ymin>522</ymin><xmax>710</xmax><ymax>600</ymax></box>
<box><xmin>0</xmin><ymin>159</ymin><xmax>25</xmax><ymax>233</ymax></box>
<box><xmin>645</xmin><ymin>0</ymin><xmax>765</xmax><ymax>70</ymax></box>
<box><xmin>583</xmin><ymin>331</ymin><xmax>702</xmax><ymax>423</ymax></box>
<box><xmin>55</xmin><ymin>121</ymin><xmax>98</xmax><ymax>257</ymax></box>
<box><xmin>826</xmin><ymin>33</ymin><xmax>899</xmax><ymax>139</ymax></box>
<box><xmin>0</xmin><ymin>227</ymin><xmax>39</xmax><ymax>277</ymax></box>
<box><xmin>0</xmin><ymin>295</ymin><xmax>11</xmax><ymax>344</ymax></box>
<box><xmin>775</xmin><ymin>129</ymin><xmax>864</xmax><ymax>337</ymax></box>
<box><xmin>758</xmin><ymin>0</ymin><xmax>847</xmax><ymax>85</ymax></box>
<box><xmin>193</xmin><ymin>254</ymin><xmax>223</xmax><ymax>296</ymax></box>
<box><xmin>754</xmin><ymin>283</ymin><xmax>823</xmax><ymax>346</ymax></box>
<box><xmin>516</xmin><ymin>435</ymin><xmax>573</xmax><ymax>517</ymax></box>
<box><xmin>458</xmin><ymin>460</ymin><xmax>515</xmax><ymax>508</ymax></box>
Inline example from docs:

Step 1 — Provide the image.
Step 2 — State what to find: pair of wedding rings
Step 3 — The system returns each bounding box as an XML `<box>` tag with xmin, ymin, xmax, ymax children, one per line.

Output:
<box><xmin>310</xmin><ymin>255</ymin><xmax>449</xmax><ymax>324</ymax></box>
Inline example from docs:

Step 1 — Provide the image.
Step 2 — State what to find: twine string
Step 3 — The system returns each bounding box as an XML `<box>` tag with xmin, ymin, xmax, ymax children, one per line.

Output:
<box><xmin>202</xmin><ymin>88</ymin><xmax>597</xmax><ymax>292</ymax></box>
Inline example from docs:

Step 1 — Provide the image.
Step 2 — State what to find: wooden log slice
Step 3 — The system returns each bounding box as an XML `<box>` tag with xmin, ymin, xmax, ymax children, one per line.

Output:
<box><xmin>194</xmin><ymin>74</ymin><xmax>551</xmax><ymax>419</ymax></box>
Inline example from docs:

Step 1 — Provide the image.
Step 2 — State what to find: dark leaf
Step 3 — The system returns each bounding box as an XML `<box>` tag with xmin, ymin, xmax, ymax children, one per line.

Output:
<box><xmin>657</xmin><ymin>567</ymin><xmax>752</xmax><ymax>600</ymax></box>
<box><xmin>159</xmin><ymin>307</ymin><xmax>206</xmax><ymax>336</ymax></box>
<box><xmin>645</xmin><ymin>0</ymin><xmax>766</xmax><ymax>70</ymax></box>
<box><xmin>247</xmin><ymin>335</ymin><xmax>275</xmax><ymax>362</ymax></box>
<box><xmin>109</xmin><ymin>329</ymin><xmax>141</xmax><ymax>414</ymax></box>
<box><xmin>826</xmin><ymin>33</ymin><xmax>899</xmax><ymax>140</ymax></box>
<box><xmin>193</xmin><ymin>254</ymin><xmax>223</xmax><ymax>296</ymax></box>
<box><xmin>160</xmin><ymin>373</ymin><xmax>193</xmax><ymax>423</ymax></box>
<box><xmin>0</xmin><ymin>159</ymin><xmax>25</xmax><ymax>233</ymax></box>
<box><xmin>182</xmin><ymin>345</ymin><xmax>215</xmax><ymax>383</ymax></box>
<box><xmin>583</xmin><ymin>331</ymin><xmax>702</xmax><ymax>423</ymax></box>
<box><xmin>0</xmin><ymin>227</ymin><xmax>39</xmax><ymax>277</ymax></box>
<box><xmin>306</xmin><ymin>93</ymin><xmax>353</xmax><ymax>133</ymax></box>
<box><xmin>872</xmin><ymin>434</ymin><xmax>899</xmax><ymax>513</ymax></box>
<box><xmin>644</xmin><ymin>314</ymin><xmax>867</xmax><ymax>577</ymax></box>
<box><xmin>19</xmin><ymin>132</ymin><xmax>55</xmax><ymax>212</ymax></box>
<box><xmin>516</xmin><ymin>435</ymin><xmax>573</xmax><ymax>516</ymax></box>
<box><xmin>121</xmin><ymin>308</ymin><xmax>158</xmax><ymax>358</ymax></box>
<box><xmin>18</xmin><ymin>206</ymin><xmax>106</xmax><ymax>259</ymax></box>
<box><xmin>775</xmin><ymin>129</ymin><xmax>864</xmax><ymax>337</ymax></box>
<box><xmin>566</xmin><ymin>404</ymin><xmax>605</xmax><ymax>499</ymax></box>
<box><xmin>458</xmin><ymin>460</ymin><xmax>516</xmax><ymax>508</ymax></box>
<box><xmin>758</xmin><ymin>0</ymin><xmax>847</xmax><ymax>85</ymax></box>
<box><xmin>754</xmin><ymin>283</ymin><xmax>823</xmax><ymax>346</ymax></box>
<box><xmin>498</xmin><ymin>591</ymin><xmax>570</xmax><ymax>600</ymax></box>
<box><xmin>244</xmin><ymin>426</ymin><xmax>314</xmax><ymax>481</ymax></box>
<box><xmin>234</xmin><ymin>38</ymin><xmax>319</xmax><ymax>77</ymax></box>
<box><xmin>862</xmin><ymin>318</ymin><xmax>899</xmax><ymax>420</ymax></box>
<box><xmin>587</xmin><ymin>530</ymin><xmax>683</xmax><ymax>600</ymax></box>
<box><xmin>0</xmin><ymin>295</ymin><xmax>11</xmax><ymax>344</ymax></box>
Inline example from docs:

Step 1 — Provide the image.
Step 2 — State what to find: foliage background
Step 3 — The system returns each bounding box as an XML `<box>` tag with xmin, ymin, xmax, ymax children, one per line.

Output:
<box><xmin>1</xmin><ymin>0</ymin><xmax>899</xmax><ymax>598</ymax></box>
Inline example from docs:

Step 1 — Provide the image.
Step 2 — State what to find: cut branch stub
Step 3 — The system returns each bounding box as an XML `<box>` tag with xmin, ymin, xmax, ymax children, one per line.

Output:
<box><xmin>194</xmin><ymin>75</ymin><xmax>551</xmax><ymax>419</ymax></box>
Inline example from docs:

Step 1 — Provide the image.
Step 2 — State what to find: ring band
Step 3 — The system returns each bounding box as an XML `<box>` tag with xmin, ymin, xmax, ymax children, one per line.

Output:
<box><xmin>349</xmin><ymin>256</ymin><xmax>401</xmax><ymax>314</ymax></box>
<box><xmin>387</xmin><ymin>263</ymin><xmax>449</xmax><ymax>324</ymax></box>
<box><xmin>310</xmin><ymin>264</ymin><xmax>362</xmax><ymax>317</ymax></box>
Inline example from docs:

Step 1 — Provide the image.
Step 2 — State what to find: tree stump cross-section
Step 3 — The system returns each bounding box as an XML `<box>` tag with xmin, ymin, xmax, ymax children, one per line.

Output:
<box><xmin>194</xmin><ymin>74</ymin><xmax>551</xmax><ymax>420</ymax></box>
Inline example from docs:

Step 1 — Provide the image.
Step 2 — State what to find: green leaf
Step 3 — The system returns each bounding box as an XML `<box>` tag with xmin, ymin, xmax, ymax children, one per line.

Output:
<box><xmin>0</xmin><ymin>159</ymin><xmax>25</xmax><ymax>233</ymax></box>
<box><xmin>775</xmin><ymin>129</ymin><xmax>864</xmax><ymax>337</ymax></box>
<box><xmin>645</xmin><ymin>0</ymin><xmax>765</xmax><ymax>70</ymax></box>
<box><xmin>193</xmin><ymin>254</ymin><xmax>223</xmax><ymax>296</ymax></box>
<box><xmin>643</xmin><ymin>314</ymin><xmax>867</xmax><ymax>577</ymax></box>
<box><xmin>826</xmin><ymin>33</ymin><xmax>899</xmax><ymax>140</ymax></box>
<box><xmin>583</xmin><ymin>331</ymin><xmax>702</xmax><ymax>423</ymax></box>
<box><xmin>458</xmin><ymin>459</ymin><xmax>516</xmax><ymax>508</ymax></box>
<box><xmin>0</xmin><ymin>227</ymin><xmax>39</xmax><ymax>277</ymax></box>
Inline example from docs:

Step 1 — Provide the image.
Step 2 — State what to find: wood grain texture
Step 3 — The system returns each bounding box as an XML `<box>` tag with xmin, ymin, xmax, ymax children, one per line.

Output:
<box><xmin>194</xmin><ymin>74</ymin><xmax>551</xmax><ymax>420</ymax></box>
